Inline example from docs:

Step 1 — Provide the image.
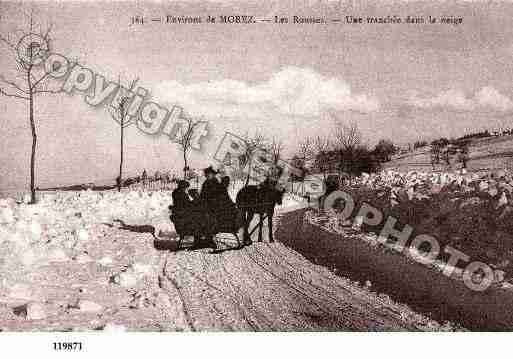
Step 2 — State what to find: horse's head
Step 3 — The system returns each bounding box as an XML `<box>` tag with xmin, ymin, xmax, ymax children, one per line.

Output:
<box><xmin>261</xmin><ymin>178</ymin><xmax>285</xmax><ymax>206</ymax></box>
<box><xmin>275</xmin><ymin>187</ymin><xmax>285</xmax><ymax>205</ymax></box>
<box><xmin>274</xmin><ymin>180</ymin><xmax>287</xmax><ymax>205</ymax></box>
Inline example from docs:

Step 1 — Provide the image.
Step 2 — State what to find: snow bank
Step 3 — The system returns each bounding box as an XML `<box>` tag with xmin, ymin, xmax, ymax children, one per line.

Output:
<box><xmin>0</xmin><ymin>190</ymin><xmax>175</xmax><ymax>287</ymax></box>
<box><xmin>312</xmin><ymin>168</ymin><xmax>513</xmax><ymax>283</ymax></box>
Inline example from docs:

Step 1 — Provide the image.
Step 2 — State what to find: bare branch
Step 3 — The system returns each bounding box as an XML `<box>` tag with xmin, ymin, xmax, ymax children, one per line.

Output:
<box><xmin>331</xmin><ymin>113</ymin><xmax>361</xmax><ymax>152</ymax></box>
<box><xmin>33</xmin><ymin>88</ymin><xmax>63</xmax><ymax>95</ymax></box>
<box><xmin>177</xmin><ymin>116</ymin><xmax>201</xmax><ymax>150</ymax></box>
<box><xmin>242</xmin><ymin>131</ymin><xmax>266</xmax><ymax>151</ymax></box>
<box><xmin>127</xmin><ymin>77</ymin><xmax>139</xmax><ymax>91</ymax></box>
<box><xmin>313</xmin><ymin>135</ymin><xmax>330</xmax><ymax>153</ymax></box>
<box><xmin>29</xmin><ymin>10</ymin><xmax>34</xmax><ymax>34</ymax></box>
<box><xmin>298</xmin><ymin>136</ymin><xmax>313</xmax><ymax>161</ymax></box>
<box><xmin>31</xmin><ymin>70</ymin><xmax>52</xmax><ymax>89</ymax></box>
<box><xmin>41</xmin><ymin>23</ymin><xmax>53</xmax><ymax>44</ymax></box>
<box><xmin>14</xmin><ymin>60</ymin><xmax>26</xmax><ymax>74</ymax></box>
<box><xmin>0</xmin><ymin>33</ymin><xmax>17</xmax><ymax>52</ymax></box>
<box><xmin>267</xmin><ymin>136</ymin><xmax>285</xmax><ymax>165</ymax></box>
<box><xmin>108</xmin><ymin>106</ymin><xmax>118</xmax><ymax>120</ymax></box>
<box><xmin>122</xmin><ymin>120</ymin><xmax>135</xmax><ymax>128</ymax></box>
<box><xmin>0</xmin><ymin>75</ymin><xmax>28</xmax><ymax>94</ymax></box>
<box><xmin>0</xmin><ymin>87</ymin><xmax>29</xmax><ymax>100</ymax></box>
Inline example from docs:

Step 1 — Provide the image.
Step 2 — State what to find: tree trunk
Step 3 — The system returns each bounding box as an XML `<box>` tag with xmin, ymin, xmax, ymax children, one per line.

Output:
<box><xmin>29</xmin><ymin>92</ymin><xmax>36</xmax><ymax>204</ymax></box>
<box><xmin>118</xmin><ymin>121</ymin><xmax>124</xmax><ymax>192</ymax></box>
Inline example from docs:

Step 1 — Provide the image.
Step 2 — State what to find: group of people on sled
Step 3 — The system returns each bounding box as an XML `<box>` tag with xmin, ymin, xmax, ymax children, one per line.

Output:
<box><xmin>170</xmin><ymin>166</ymin><xmax>238</xmax><ymax>249</ymax></box>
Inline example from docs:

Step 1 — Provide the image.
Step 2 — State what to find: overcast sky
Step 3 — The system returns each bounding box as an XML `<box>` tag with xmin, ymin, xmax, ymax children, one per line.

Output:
<box><xmin>2</xmin><ymin>0</ymin><xmax>513</xmax><ymax>191</ymax></box>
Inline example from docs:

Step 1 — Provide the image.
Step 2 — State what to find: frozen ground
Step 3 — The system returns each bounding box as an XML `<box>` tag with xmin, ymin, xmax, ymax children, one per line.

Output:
<box><xmin>385</xmin><ymin>134</ymin><xmax>513</xmax><ymax>173</ymax></box>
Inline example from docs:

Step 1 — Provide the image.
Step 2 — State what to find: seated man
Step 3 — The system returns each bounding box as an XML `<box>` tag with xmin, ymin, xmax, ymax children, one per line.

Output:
<box><xmin>200</xmin><ymin>166</ymin><xmax>223</xmax><ymax>210</ymax></box>
<box><xmin>171</xmin><ymin>180</ymin><xmax>191</xmax><ymax>210</ymax></box>
<box><xmin>188</xmin><ymin>188</ymin><xmax>207</xmax><ymax>220</ymax></box>
<box><xmin>170</xmin><ymin>180</ymin><xmax>192</xmax><ymax>232</ymax></box>
<box><xmin>197</xmin><ymin>166</ymin><xmax>224</xmax><ymax>248</ymax></box>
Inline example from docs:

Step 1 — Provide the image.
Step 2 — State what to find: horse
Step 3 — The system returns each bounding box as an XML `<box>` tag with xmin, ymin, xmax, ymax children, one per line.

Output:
<box><xmin>236</xmin><ymin>179</ymin><xmax>285</xmax><ymax>244</ymax></box>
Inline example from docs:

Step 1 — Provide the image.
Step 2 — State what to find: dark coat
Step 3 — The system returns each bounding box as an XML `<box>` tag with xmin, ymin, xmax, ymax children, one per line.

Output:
<box><xmin>172</xmin><ymin>188</ymin><xmax>191</xmax><ymax>212</ymax></box>
<box><xmin>218</xmin><ymin>186</ymin><xmax>234</xmax><ymax>206</ymax></box>
<box><xmin>171</xmin><ymin>188</ymin><xmax>213</xmax><ymax>236</ymax></box>
<box><xmin>200</xmin><ymin>178</ymin><xmax>223</xmax><ymax>211</ymax></box>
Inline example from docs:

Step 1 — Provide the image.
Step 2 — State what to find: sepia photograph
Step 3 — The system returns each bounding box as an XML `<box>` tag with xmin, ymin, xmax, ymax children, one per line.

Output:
<box><xmin>1</xmin><ymin>0</ymin><xmax>513</xmax><ymax>356</ymax></box>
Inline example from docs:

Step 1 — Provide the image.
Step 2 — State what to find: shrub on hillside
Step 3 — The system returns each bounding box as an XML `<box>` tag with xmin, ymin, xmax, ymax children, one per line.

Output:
<box><xmin>325</xmin><ymin>179</ymin><xmax>513</xmax><ymax>273</ymax></box>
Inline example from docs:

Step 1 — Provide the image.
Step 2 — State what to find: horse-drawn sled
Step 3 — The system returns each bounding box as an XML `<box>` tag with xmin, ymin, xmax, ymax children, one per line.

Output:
<box><xmin>163</xmin><ymin>177</ymin><xmax>285</xmax><ymax>252</ymax></box>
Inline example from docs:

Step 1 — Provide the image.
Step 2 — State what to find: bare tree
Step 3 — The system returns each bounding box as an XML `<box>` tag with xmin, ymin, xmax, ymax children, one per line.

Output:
<box><xmin>456</xmin><ymin>140</ymin><xmax>470</xmax><ymax>169</ymax></box>
<box><xmin>0</xmin><ymin>14</ymin><xmax>61</xmax><ymax>203</ymax></box>
<box><xmin>109</xmin><ymin>77</ymin><xmax>138</xmax><ymax>191</ymax></box>
<box><xmin>268</xmin><ymin>136</ymin><xmax>284</xmax><ymax>166</ymax></box>
<box><xmin>239</xmin><ymin>132</ymin><xmax>266</xmax><ymax>186</ymax></box>
<box><xmin>313</xmin><ymin>135</ymin><xmax>331</xmax><ymax>180</ymax></box>
<box><xmin>154</xmin><ymin>170</ymin><xmax>162</xmax><ymax>189</ymax></box>
<box><xmin>267</xmin><ymin>136</ymin><xmax>285</xmax><ymax>180</ymax></box>
<box><xmin>330</xmin><ymin>113</ymin><xmax>362</xmax><ymax>177</ymax></box>
<box><xmin>295</xmin><ymin>136</ymin><xmax>313</xmax><ymax>192</ymax></box>
<box><xmin>298</xmin><ymin>136</ymin><xmax>313</xmax><ymax>164</ymax></box>
<box><xmin>333</xmin><ymin>120</ymin><xmax>361</xmax><ymax>152</ymax></box>
<box><xmin>176</xmin><ymin>115</ymin><xmax>203</xmax><ymax>179</ymax></box>
<box><xmin>141</xmin><ymin>169</ymin><xmax>148</xmax><ymax>189</ymax></box>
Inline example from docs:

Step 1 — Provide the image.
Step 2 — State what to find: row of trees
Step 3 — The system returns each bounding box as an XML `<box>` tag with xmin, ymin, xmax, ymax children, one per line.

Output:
<box><xmin>430</xmin><ymin>138</ymin><xmax>470</xmax><ymax>169</ymax></box>
<box><xmin>410</xmin><ymin>126</ymin><xmax>512</xmax><ymax>154</ymax></box>
<box><xmin>0</xmin><ymin>14</ymin><xmax>213</xmax><ymax>202</ymax></box>
<box><xmin>290</xmin><ymin>114</ymin><xmax>398</xmax><ymax>183</ymax></box>
<box><xmin>398</xmin><ymin>135</ymin><xmax>471</xmax><ymax>169</ymax></box>
<box><xmin>5</xmin><ymin>15</ymin><xmax>475</xmax><ymax>203</ymax></box>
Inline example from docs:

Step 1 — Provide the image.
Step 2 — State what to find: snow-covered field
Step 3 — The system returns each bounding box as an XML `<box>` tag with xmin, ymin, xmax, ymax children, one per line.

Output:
<box><xmin>0</xmin><ymin>186</ymin><xmax>306</xmax><ymax>279</ymax></box>
<box><xmin>0</xmin><ymin>190</ymin><xmax>181</xmax><ymax>329</ymax></box>
<box><xmin>0</xmin><ymin>188</ymin><xmax>306</xmax><ymax>329</ymax></box>
<box><xmin>0</xmin><ymin>190</ymin><xmax>173</xmax><ymax>268</ymax></box>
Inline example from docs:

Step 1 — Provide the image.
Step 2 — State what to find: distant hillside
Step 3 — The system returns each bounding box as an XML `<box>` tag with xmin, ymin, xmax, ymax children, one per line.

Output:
<box><xmin>384</xmin><ymin>135</ymin><xmax>513</xmax><ymax>173</ymax></box>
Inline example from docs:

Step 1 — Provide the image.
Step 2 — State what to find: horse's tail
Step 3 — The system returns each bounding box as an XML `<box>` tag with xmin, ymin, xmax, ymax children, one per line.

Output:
<box><xmin>234</xmin><ymin>209</ymin><xmax>245</xmax><ymax>229</ymax></box>
<box><xmin>235</xmin><ymin>187</ymin><xmax>247</xmax><ymax>208</ymax></box>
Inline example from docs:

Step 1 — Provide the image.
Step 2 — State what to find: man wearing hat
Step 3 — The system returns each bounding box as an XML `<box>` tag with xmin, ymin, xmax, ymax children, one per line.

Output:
<box><xmin>172</xmin><ymin>180</ymin><xmax>192</xmax><ymax>210</ymax></box>
<box><xmin>200</xmin><ymin>166</ymin><xmax>222</xmax><ymax>204</ymax></box>
<box><xmin>198</xmin><ymin>166</ymin><xmax>223</xmax><ymax>248</ymax></box>
<box><xmin>170</xmin><ymin>180</ymin><xmax>192</xmax><ymax>237</ymax></box>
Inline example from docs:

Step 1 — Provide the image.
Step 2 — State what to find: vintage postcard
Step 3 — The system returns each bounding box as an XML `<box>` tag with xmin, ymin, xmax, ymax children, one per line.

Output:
<box><xmin>0</xmin><ymin>0</ymin><xmax>512</xmax><ymax>355</ymax></box>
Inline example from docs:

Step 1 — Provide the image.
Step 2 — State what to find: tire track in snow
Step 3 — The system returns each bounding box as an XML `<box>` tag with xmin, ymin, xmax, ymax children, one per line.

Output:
<box><xmin>210</xmin><ymin>251</ymin><xmax>268</xmax><ymax>330</ymax></box>
<box><xmin>249</xmin><ymin>244</ymin><xmax>402</xmax><ymax>329</ymax></box>
<box><xmin>155</xmin><ymin>211</ymin><xmax>441</xmax><ymax>331</ymax></box>
<box><xmin>242</xmin><ymin>244</ymin><xmax>369</xmax><ymax>329</ymax></box>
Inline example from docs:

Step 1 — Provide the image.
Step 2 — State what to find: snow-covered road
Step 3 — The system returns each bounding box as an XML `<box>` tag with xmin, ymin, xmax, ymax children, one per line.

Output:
<box><xmin>0</xmin><ymin>191</ymin><xmax>451</xmax><ymax>331</ymax></box>
<box><xmin>157</xmin><ymin>241</ymin><xmax>442</xmax><ymax>331</ymax></box>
